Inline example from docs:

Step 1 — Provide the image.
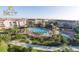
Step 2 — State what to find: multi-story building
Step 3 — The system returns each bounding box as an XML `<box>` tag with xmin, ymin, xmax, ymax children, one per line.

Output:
<box><xmin>48</xmin><ymin>20</ymin><xmax>79</xmax><ymax>29</ymax></box>
<box><xmin>56</xmin><ymin>20</ymin><xmax>75</xmax><ymax>29</ymax></box>
<box><xmin>0</xmin><ymin>18</ymin><xmax>79</xmax><ymax>30</ymax></box>
<box><xmin>0</xmin><ymin>19</ymin><xmax>5</xmax><ymax>29</ymax></box>
<box><xmin>0</xmin><ymin>18</ymin><xmax>27</xmax><ymax>29</ymax></box>
<box><xmin>56</xmin><ymin>20</ymin><xmax>79</xmax><ymax>29</ymax></box>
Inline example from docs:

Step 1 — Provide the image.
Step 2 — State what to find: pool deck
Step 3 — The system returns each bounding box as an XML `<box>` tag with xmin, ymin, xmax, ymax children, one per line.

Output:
<box><xmin>26</xmin><ymin>27</ymin><xmax>52</xmax><ymax>38</ymax></box>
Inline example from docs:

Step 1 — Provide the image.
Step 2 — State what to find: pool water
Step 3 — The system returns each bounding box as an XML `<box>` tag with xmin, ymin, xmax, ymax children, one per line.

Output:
<box><xmin>29</xmin><ymin>27</ymin><xmax>49</xmax><ymax>33</ymax></box>
<box><xmin>61</xmin><ymin>33</ymin><xmax>71</xmax><ymax>39</ymax></box>
<box><xmin>61</xmin><ymin>30</ymin><xmax>75</xmax><ymax>39</ymax></box>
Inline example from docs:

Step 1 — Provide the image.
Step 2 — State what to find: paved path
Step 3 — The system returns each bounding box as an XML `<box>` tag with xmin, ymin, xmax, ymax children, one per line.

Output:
<box><xmin>70</xmin><ymin>46</ymin><xmax>79</xmax><ymax>51</ymax></box>
<box><xmin>9</xmin><ymin>40</ymin><xmax>79</xmax><ymax>52</ymax></box>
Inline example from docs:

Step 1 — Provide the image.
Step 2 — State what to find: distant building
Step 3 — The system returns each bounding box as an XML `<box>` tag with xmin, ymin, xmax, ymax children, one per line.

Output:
<box><xmin>51</xmin><ymin>20</ymin><xmax>79</xmax><ymax>29</ymax></box>
<box><xmin>56</xmin><ymin>20</ymin><xmax>75</xmax><ymax>29</ymax></box>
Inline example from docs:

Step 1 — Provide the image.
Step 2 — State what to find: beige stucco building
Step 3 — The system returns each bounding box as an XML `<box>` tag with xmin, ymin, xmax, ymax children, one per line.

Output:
<box><xmin>0</xmin><ymin>18</ymin><xmax>27</xmax><ymax>29</ymax></box>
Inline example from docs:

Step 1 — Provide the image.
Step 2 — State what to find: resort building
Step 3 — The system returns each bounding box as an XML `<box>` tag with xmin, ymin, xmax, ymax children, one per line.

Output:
<box><xmin>56</xmin><ymin>20</ymin><xmax>75</xmax><ymax>29</ymax></box>
<box><xmin>16</xmin><ymin>18</ymin><xmax>27</xmax><ymax>28</ymax></box>
<box><xmin>0</xmin><ymin>18</ymin><xmax>79</xmax><ymax>30</ymax></box>
<box><xmin>74</xmin><ymin>21</ymin><xmax>79</xmax><ymax>27</ymax></box>
<box><xmin>0</xmin><ymin>18</ymin><xmax>27</xmax><ymax>29</ymax></box>
<box><xmin>27</xmin><ymin>19</ymin><xmax>35</xmax><ymax>27</ymax></box>
<box><xmin>0</xmin><ymin>19</ymin><xmax>5</xmax><ymax>29</ymax></box>
<box><xmin>49</xmin><ymin>20</ymin><xmax>79</xmax><ymax>29</ymax></box>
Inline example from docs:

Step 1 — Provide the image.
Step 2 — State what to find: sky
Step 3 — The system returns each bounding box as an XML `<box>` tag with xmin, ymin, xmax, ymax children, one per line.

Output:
<box><xmin>0</xmin><ymin>6</ymin><xmax>79</xmax><ymax>20</ymax></box>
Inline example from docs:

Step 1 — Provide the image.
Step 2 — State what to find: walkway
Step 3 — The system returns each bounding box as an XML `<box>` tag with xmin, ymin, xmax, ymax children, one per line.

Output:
<box><xmin>9</xmin><ymin>40</ymin><xmax>79</xmax><ymax>52</ymax></box>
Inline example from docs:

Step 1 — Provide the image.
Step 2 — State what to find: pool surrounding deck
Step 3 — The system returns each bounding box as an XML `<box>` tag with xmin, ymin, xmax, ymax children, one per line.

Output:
<box><xmin>27</xmin><ymin>27</ymin><xmax>75</xmax><ymax>39</ymax></box>
<box><xmin>29</xmin><ymin>27</ymin><xmax>49</xmax><ymax>33</ymax></box>
<box><xmin>27</xmin><ymin>27</ymin><xmax>52</xmax><ymax>38</ymax></box>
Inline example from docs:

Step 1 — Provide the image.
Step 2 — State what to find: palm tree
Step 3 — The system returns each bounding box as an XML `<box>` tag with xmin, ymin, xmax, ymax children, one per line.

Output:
<box><xmin>52</xmin><ymin>23</ymin><xmax>61</xmax><ymax>42</ymax></box>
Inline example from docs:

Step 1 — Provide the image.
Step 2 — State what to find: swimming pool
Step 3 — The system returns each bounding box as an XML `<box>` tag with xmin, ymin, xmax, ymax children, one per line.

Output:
<box><xmin>61</xmin><ymin>30</ymin><xmax>75</xmax><ymax>40</ymax></box>
<box><xmin>29</xmin><ymin>27</ymin><xmax>49</xmax><ymax>33</ymax></box>
<box><xmin>61</xmin><ymin>33</ymin><xmax>71</xmax><ymax>39</ymax></box>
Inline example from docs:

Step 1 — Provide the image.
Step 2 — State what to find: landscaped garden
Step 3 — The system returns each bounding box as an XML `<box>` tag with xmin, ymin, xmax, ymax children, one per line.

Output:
<box><xmin>8</xmin><ymin>44</ymin><xmax>48</xmax><ymax>52</ymax></box>
<box><xmin>0</xmin><ymin>21</ymin><xmax>79</xmax><ymax>52</ymax></box>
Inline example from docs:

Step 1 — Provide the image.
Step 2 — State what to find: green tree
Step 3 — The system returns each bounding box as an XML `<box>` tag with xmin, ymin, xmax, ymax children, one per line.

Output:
<box><xmin>0</xmin><ymin>34</ymin><xmax>11</xmax><ymax>52</ymax></box>
<box><xmin>61</xmin><ymin>35</ymin><xmax>70</xmax><ymax>46</ymax></box>
<box><xmin>15</xmin><ymin>34</ymin><xmax>26</xmax><ymax>39</ymax></box>
<box><xmin>0</xmin><ymin>40</ymin><xmax>8</xmax><ymax>52</ymax></box>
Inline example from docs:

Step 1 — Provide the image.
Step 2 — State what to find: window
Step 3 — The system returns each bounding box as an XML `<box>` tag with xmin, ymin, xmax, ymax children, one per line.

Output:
<box><xmin>9</xmin><ymin>22</ymin><xmax>12</xmax><ymax>26</ymax></box>
<box><xmin>0</xmin><ymin>22</ymin><xmax>4</xmax><ymax>27</ymax></box>
<box><xmin>13</xmin><ymin>22</ymin><xmax>17</xmax><ymax>27</ymax></box>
